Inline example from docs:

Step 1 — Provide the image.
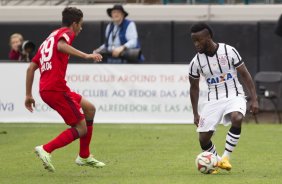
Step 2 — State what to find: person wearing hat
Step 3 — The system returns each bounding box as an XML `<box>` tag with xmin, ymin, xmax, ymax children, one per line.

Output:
<box><xmin>95</xmin><ymin>4</ymin><xmax>143</xmax><ymax>63</ymax></box>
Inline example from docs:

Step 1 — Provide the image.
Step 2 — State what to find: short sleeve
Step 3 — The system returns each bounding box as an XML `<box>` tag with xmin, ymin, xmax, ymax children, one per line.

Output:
<box><xmin>230</xmin><ymin>47</ymin><xmax>243</xmax><ymax>68</ymax></box>
<box><xmin>32</xmin><ymin>51</ymin><xmax>40</xmax><ymax>66</ymax></box>
<box><xmin>188</xmin><ymin>56</ymin><xmax>200</xmax><ymax>79</ymax></box>
<box><xmin>58</xmin><ymin>31</ymin><xmax>75</xmax><ymax>45</ymax></box>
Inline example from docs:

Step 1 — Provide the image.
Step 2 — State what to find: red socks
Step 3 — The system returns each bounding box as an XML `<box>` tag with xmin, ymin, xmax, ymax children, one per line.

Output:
<box><xmin>43</xmin><ymin>127</ymin><xmax>79</xmax><ymax>153</ymax></box>
<box><xmin>79</xmin><ymin>120</ymin><xmax>93</xmax><ymax>158</ymax></box>
<box><xmin>42</xmin><ymin>121</ymin><xmax>93</xmax><ymax>157</ymax></box>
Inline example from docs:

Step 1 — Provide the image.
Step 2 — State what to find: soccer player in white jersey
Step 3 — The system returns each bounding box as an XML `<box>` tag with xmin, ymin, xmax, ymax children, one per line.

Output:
<box><xmin>188</xmin><ymin>23</ymin><xmax>259</xmax><ymax>173</ymax></box>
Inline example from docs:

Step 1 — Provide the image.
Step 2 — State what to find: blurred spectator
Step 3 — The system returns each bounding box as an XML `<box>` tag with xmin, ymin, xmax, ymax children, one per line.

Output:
<box><xmin>8</xmin><ymin>33</ymin><xmax>36</xmax><ymax>62</ymax></box>
<box><xmin>95</xmin><ymin>4</ymin><xmax>144</xmax><ymax>63</ymax></box>
<box><xmin>9</xmin><ymin>33</ymin><xmax>23</xmax><ymax>60</ymax></box>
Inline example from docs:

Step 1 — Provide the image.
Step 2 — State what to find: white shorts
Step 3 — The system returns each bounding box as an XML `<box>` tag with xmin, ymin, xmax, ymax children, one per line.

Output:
<box><xmin>197</xmin><ymin>96</ymin><xmax>247</xmax><ymax>132</ymax></box>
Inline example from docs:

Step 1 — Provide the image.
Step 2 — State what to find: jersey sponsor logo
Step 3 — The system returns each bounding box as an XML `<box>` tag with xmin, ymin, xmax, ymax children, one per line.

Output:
<box><xmin>207</xmin><ymin>73</ymin><xmax>233</xmax><ymax>84</ymax></box>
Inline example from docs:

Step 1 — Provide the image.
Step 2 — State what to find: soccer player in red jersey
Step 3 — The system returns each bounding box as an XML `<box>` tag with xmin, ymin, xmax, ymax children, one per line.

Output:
<box><xmin>25</xmin><ymin>7</ymin><xmax>105</xmax><ymax>172</ymax></box>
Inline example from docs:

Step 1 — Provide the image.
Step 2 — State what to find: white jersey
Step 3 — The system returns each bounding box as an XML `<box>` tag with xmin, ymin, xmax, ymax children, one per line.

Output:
<box><xmin>189</xmin><ymin>43</ymin><xmax>245</xmax><ymax>101</ymax></box>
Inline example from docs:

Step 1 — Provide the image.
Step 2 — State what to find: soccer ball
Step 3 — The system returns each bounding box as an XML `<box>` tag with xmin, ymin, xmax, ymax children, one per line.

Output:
<box><xmin>195</xmin><ymin>152</ymin><xmax>218</xmax><ymax>174</ymax></box>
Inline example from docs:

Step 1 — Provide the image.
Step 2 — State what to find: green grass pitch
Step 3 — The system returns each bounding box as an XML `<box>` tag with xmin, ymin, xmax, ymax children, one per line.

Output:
<box><xmin>0</xmin><ymin>123</ymin><xmax>282</xmax><ymax>184</ymax></box>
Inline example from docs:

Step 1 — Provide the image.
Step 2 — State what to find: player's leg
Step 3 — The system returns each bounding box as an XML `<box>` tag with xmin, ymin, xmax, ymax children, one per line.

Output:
<box><xmin>197</xmin><ymin>100</ymin><xmax>223</xmax><ymax>161</ymax></box>
<box><xmin>218</xmin><ymin>112</ymin><xmax>243</xmax><ymax>171</ymax></box>
<box><xmin>41</xmin><ymin>91</ymin><xmax>86</xmax><ymax>154</ymax></box>
<box><xmin>42</xmin><ymin>120</ymin><xmax>86</xmax><ymax>153</ymax></box>
<box><xmin>78</xmin><ymin>97</ymin><xmax>95</xmax><ymax>158</ymax></box>
<box><xmin>219</xmin><ymin>96</ymin><xmax>246</xmax><ymax>171</ymax></box>
<box><xmin>199</xmin><ymin>131</ymin><xmax>220</xmax><ymax>160</ymax></box>
<box><xmin>199</xmin><ymin>131</ymin><xmax>220</xmax><ymax>174</ymax></box>
<box><xmin>35</xmin><ymin>91</ymin><xmax>86</xmax><ymax>172</ymax></box>
<box><xmin>35</xmin><ymin>120</ymin><xmax>86</xmax><ymax>172</ymax></box>
<box><xmin>222</xmin><ymin>111</ymin><xmax>244</xmax><ymax>159</ymax></box>
<box><xmin>197</xmin><ymin>100</ymin><xmax>226</xmax><ymax>174</ymax></box>
<box><xmin>75</xmin><ymin>97</ymin><xmax>105</xmax><ymax>168</ymax></box>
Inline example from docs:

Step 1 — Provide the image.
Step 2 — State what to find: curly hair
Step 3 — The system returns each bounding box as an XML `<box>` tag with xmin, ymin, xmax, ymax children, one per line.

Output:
<box><xmin>62</xmin><ymin>7</ymin><xmax>83</xmax><ymax>27</ymax></box>
<box><xmin>190</xmin><ymin>22</ymin><xmax>213</xmax><ymax>38</ymax></box>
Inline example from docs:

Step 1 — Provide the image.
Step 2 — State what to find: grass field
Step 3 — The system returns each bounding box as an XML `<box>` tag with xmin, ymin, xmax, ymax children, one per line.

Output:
<box><xmin>1</xmin><ymin>123</ymin><xmax>282</xmax><ymax>184</ymax></box>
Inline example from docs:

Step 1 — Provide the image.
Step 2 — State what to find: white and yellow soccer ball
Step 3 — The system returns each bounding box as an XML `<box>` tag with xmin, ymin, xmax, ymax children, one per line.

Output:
<box><xmin>195</xmin><ymin>151</ymin><xmax>218</xmax><ymax>174</ymax></box>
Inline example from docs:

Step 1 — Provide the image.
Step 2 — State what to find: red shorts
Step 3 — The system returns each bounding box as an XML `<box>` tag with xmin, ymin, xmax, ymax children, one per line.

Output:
<box><xmin>40</xmin><ymin>91</ymin><xmax>84</xmax><ymax>126</ymax></box>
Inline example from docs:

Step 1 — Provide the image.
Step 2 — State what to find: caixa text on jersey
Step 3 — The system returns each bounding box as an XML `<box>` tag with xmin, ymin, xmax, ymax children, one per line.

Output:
<box><xmin>206</xmin><ymin>73</ymin><xmax>233</xmax><ymax>84</ymax></box>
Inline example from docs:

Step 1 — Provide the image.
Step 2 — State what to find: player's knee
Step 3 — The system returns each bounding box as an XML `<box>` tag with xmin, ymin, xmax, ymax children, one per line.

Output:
<box><xmin>82</xmin><ymin>104</ymin><xmax>95</xmax><ymax>120</ymax></box>
<box><xmin>199</xmin><ymin>132</ymin><xmax>213</xmax><ymax>146</ymax></box>
<box><xmin>199</xmin><ymin>137</ymin><xmax>209</xmax><ymax>147</ymax></box>
<box><xmin>231</xmin><ymin>113</ymin><xmax>244</xmax><ymax>127</ymax></box>
<box><xmin>75</xmin><ymin>125</ymin><xmax>88</xmax><ymax>137</ymax></box>
<box><xmin>84</xmin><ymin>104</ymin><xmax>96</xmax><ymax>118</ymax></box>
<box><xmin>79</xmin><ymin>126</ymin><xmax>88</xmax><ymax>137</ymax></box>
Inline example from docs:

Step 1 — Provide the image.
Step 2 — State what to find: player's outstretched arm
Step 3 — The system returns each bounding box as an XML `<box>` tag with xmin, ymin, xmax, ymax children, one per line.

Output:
<box><xmin>236</xmin><ymin>64</ymin><xmax>259</xmax><ymax>114</ymax></box>
<box><xmin>57</xmin><ymin>39</ymin><xmax>103</xmax><ymax>62</ymax></box>
<box><xmin>25</xmin><ymin>62</ymin><xmax>38</xmax><ymax>112</ymax></box>
<box><xmin>189</xmin><ymin>77</ymin><xmax>200</xmax><ymax>126</ymax></box>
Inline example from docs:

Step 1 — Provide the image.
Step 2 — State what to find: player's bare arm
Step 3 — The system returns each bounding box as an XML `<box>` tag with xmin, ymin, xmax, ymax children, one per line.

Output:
<box><xmin>189</xmin><ymin>76</ymin><xmax>200</xmax><ymax>126</ymax></box>
<box><xmin>236</xmin><ymin>64</ymin><xmax>259</xmax><ymax>115</ymax></box>
<box><xmin>25</xmin><ymin>62</ymin><xmax>38</xmax><ymax>112</ymax></box>
<box><xmin>57</xmin><ymin>39</ymin><xmax>103</xmax><ymax>62</ymax></box>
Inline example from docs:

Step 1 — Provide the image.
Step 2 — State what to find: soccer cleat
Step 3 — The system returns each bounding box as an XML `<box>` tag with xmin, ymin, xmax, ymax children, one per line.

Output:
<box><xmin>211</xmin><ymin>168</ymin><xmax>219</xmax><ymax>174</ymax></box>
<box><xmin>75</xmin><ymin>155</ymin><xmax>105</xmax><ymax>168</ymax></box>
<box><xmin>34</xmin><ymin>145</ymin><xmax>55</xmax><ymax>172</ymax></box>
<box><xmin>218</xmin><ymin>156</ymin><xmax>232</xmax><ymax>171</ymax></box>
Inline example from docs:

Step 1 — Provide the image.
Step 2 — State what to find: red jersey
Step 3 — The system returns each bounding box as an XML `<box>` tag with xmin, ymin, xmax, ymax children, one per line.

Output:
<box><xmin>32</xmin><ymin>27</ymin><xmax>75</xmax><ymax>92</ymax></box>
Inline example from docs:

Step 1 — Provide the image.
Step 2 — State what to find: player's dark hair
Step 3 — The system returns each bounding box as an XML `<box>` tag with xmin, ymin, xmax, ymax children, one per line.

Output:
<box><xmin>62</xmin><ymin>7</ymin><xmax>83</xmax><ymax>27</ymax></box>
<box><xmin>190</xmin><ymin>22</ymin><xmax>213</xmax><ymax>38</ymax></box>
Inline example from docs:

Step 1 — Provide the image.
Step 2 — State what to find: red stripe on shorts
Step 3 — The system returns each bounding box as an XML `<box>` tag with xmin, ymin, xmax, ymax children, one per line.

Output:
<box><xmin>63</xmin><ymin>92</ymin><xmax>83</xmax><ymax>123</ymax></box>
